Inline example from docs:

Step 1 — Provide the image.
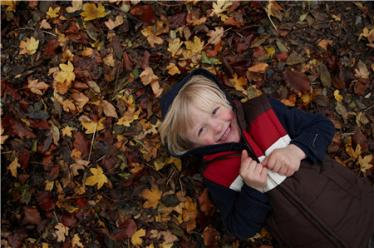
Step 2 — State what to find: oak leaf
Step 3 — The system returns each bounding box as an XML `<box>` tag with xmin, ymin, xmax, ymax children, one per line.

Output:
<box><xmin>85</xmin><ymin>166</ymin><xmax>109</xmax><ymax>189</ymax></box>
<box><xmin>55</xmin><ymin>223</ymin><xmax>69</xmax><ymax>242</ymax></box>
<box><xmin>105</xmin><ymin>15</ymin><xmax>124</xmax><ymax>30</ymax></box>
<box><xmin>131</xmin><ymin>229</ymin><xmax>146</xmax><ymax>247</ymax></box>
<box><xmin>27</xmin><ymin>78</ymin><xmax>49</xmax><ymax>95</ymax></box>
<box><xmin>8</xmin><ymin>157</ymin><xmax>20</xmax><ymax>177</ymax></box>
<box><xmin>46</xmin><ymin>6</ymin><xmax>60</xmax><ymax>19</ymax></box>
<box><xmin>141</xmin><ymin>186</ymin><xmax>162</xmax><ymax>209</ymax></box>
<box><xmin>79</xmin><ymin>115</ymin><xmax>105</xmax><ymax>134</ymax></box>
<box><xmin>80</xmin><ymin>3</ymin><xmax>107</xmax><ymax>21</ymax></box>
<box><xmin>19</xmin><ymin>37</ymin><xmax>39</xmax><ymax>55</ymax></box>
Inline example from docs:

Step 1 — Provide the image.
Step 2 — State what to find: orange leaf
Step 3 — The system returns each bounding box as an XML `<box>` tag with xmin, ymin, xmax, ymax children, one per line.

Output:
<box><xmin>141</xmin><ymin>186</ymin><xmax>161</xmax><ymax>209</ymax></box>
<box><xmin>248</xmin><ymin>63</ymin><xmax>269</xmax><ymax>73</ymax></box>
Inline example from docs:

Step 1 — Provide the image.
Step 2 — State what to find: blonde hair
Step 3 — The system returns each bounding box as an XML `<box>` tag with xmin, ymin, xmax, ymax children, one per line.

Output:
<box><xmin>159</xmin><ymin>75</ymin><xmax>231</xmax><ymax>155</ymax></box>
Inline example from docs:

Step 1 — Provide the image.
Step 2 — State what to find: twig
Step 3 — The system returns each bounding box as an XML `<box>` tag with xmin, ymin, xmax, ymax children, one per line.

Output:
<box><xmin>14</xmin><ymin>27</ymin><xmax>57</xmax><ymax>37</ymax></box>
<box><xmin>364</xmin><ymin>104</ymin><xmax>374</xmax><ymax>112</ymax></box>
<box><xmin>88</xmin><ymin>124</ymin><xmax>97</xmax><ymax>162</ymax></box>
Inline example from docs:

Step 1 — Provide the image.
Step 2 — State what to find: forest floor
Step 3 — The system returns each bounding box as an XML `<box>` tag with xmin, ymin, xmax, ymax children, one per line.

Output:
<box><xmin>1</xmin><ymin>1</ymin><xmax>373</xmax><ymax>248</ymax></box>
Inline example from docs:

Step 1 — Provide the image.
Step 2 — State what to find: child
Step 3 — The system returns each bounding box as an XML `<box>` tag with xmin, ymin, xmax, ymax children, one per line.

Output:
<box><xmin>159</xmin><ymin>68</ymin><xmax>374</xmax><ymax>248</ymax></box>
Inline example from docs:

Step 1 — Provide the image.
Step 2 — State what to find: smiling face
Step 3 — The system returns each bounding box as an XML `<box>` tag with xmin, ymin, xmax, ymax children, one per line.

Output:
<box><xmin>184</xmin><ymin>103</ymin><xmax>241</xmax><ymax>147</ymax></box>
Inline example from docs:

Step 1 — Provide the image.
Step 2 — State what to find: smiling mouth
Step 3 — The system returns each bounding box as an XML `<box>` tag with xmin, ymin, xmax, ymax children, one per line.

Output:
<box><xmin>218</xmin><ymin>124</ymin><xmax>231</xmax><ymax>143</ymax></box>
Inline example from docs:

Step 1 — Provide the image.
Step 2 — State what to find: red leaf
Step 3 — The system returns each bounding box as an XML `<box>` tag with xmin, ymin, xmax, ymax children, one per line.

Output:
<box><xmin>1</xmin><ymin>80</ymin><xmax>21</xmax><ymax>100</ymax></box>
<box><xmin>130</xmin><ymin>5</ymin><xmax>156</xmax><ymax>25</ymax></box>
<box><xmin>4</xmin><ymin>116</ymin><xmax>36</xmax><ymax>139</ymax></box>
<box><xmin>76</xmin><ymin>198</ymin><xmax>88</xmax><ymax>208</ymax></box>
<box><xmin>36</xmin><ymin>191</ymin><xmax>55</xmax><ymax>212</ymax></box>
<box><xmin>203</xmin><ymin>226</ymin><xmax>220</xmax><ymax>247</ymax></box>
<box><xmin>123</xmin><ymin>52</ymin><xmax>133</xmax><ymax>71</ymax></box>
<box><xmin>23</xmin><ymin>207</ymin><xmax>41</xmax><ymax>225</ymax></box>
<box><xmin>43</xmin><ymin>39</ymin><xmax>59</xmax><ymax>58</ymax></box>
<box><xmin>62</xmin><ymin>214</ymin><xmax>78</xmax><ymax>228</ymax></box>
<box><xmin>276</xmin><ymin>52</ymin><xmax>288</xmax><ymax>61</ymax></box>
<box><xmin>283</xmin><ymin>69</ymin><xmax>311</xmax><ymax>93</ymax></box>
<box><xmin>73</xmin><ymin>132</ymin><xmax>89</xmax><ymax>158</ymax></box>
<box><xmin>7</xmin><ymin>229</ymin><xmax>27</xmax><ymax>248</ymax></box>
<box><xmin>18</xmin><ymin>149</ymin><xmax>30</xmax><ymax>169</ymax></box>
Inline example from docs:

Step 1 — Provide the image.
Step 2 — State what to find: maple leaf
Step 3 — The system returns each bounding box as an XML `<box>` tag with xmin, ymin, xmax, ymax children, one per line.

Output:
<box><xmin>105</xmin><ymin>15</ymin><xmax>124</xmax><ymax>30</ymax></box>
<box><xmin>207</xmin><ymin>27</ymin><xmax>224</xmax><ymax>45</ymax></box>
<box><xmin>19</xmin><ymin>37</ymin><xmax>39</xmax><ymax>55</ymax></box>
<box><xmin>80</xmin><ymin>3</ymin><xmax>107</xmax><ymax>21</ymax></box>
<box><xmin>70</xmin><ymin>159</ymin><xmax>89</xmax><ymax>176</ymax></box>
<box><xmin>248</xmin><ymin>63</ymin><xmax>269</xmax><ymax>73</ymax></box>
<box><xmin>211</xmin><ymin>0</ymin><xmax>232</xmax><ymax>21</ymax></box>
<box><xmin>334</xmin><ymin>90</ymin><xmax>343</xmax><ymax>103</ymax></box>
<box><xmin>185</xmin><ymin>36</ymin><xmax>204</xmax><ymax>55</ymax></box>
<box><xmin>27</xmin><ymin>78</ymin><xmax>49</xmax><ymax>95</ymax></box>
<box><xmin>85</xmin><ymin>166</ymin><xmax>109</xmax><ymax>189</ymax></box>
<box><xmin>79</xmin><ymin>116</ymin><xmax>105</xmax><ymax>134</ymax></box>
<box><xmin>166</xmin><ymin>63</ymin><xmax>181</xmax><ymax>76</ymax></box>
<box><xmin>8</xmin><ymin>157</ymin><xmax>20</xmax><ymax>177</ymax></box>
<box><xmin>53</xmin><ymin>61</ymin><xmax>75</xmax><ymax>95</ymax></box>
<box><xmin>117</xmin><ymin>108</ymin><xmax>141</xmax><ymax>127</ymax></box>
<box><xmin>358</xmin><ymin>154</ymin><xmax>373</xmax><ymax>173</ymax></box>
<box><xmin>229</xmin><ymin>73</ymin><xmax>247</xmax><ymax>92</ymax></box>
<box><xmin>55</xmin><ymin>223</ymin><xmax>69</xmax><ymax>242</ymax></box>
<box><xmin>167</xmin><ymin>38</ymin><xmax>183</xmax><ymax>58</ymax></box>
<box><xmin>47</xmin><ymin>6</ymin><xmax>60</xmax><ymax>19</ymax></box>
<box><xmin>71</xmin><ymin>234</ymin><xmax>84</xmax><ymax>248</ymax></box>
<box><xmin>66</xmin><ymin>0</ymin><xmax>82</xmax><ymax>13</ymax></box>
<box><xmin>141</xmin><ymin>26</ymin><xmax>164</xmax><ymax>47</ymax></box>
<box><xmin>141</xmin><ymin>185</ymin><xmax>162</xmax><ymax>209</ymax></box>
<box><xmin>131</xmin><ymin>229</ymin><xmax>146</xmax><ymax>247</ymax></box>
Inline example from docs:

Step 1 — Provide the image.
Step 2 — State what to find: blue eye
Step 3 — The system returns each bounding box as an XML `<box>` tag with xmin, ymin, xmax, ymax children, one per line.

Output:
<box><xmin>212</xmin><ymin>107</ymin><xmax>220</xmax><ymax>115</ymax></box>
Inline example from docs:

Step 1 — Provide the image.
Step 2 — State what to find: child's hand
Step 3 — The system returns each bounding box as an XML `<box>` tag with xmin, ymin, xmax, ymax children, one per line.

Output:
<box><xmin>262</xmin><ymin>144</ymin><xmax>306</xmax><ymax>176</ymax></box>
<box><xmin>240</xmin><ymin>150</ymin><xmax>268</xmax><ymax>190</ymax></box>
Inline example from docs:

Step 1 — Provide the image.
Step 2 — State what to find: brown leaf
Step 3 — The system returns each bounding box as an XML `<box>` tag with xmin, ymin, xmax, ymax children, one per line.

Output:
<box><xmin>36</xmin><ymin>191</ymin><xmax>55</xmax><ymax>212</ymax></box>
<box><xmin>283</xmin><ymin>69</ymin><xmax>311</xmax><ymax>93</ymax></box>
<box><xmin>23</xmin><ymin>207</ymin><xmax>41</xmax><ymax>225</ymax></box>
<box><xmin>73</xmin><ymin>132</ymin><xmax>89</xmax><ymax>158</ymax></box>
<box><xmin>111</xmin><ymin>219</ymin><xmax>137</xmax><ymax>240</ymax></box>
<box><xmin>123</xmin><ymin>51</ymin><xmax>133</xmax><ymax>71</ymax></box>
<box><xmin>319</xmin><ymin>63</ymin><xmax>331</xmax><ymax>87</ymax></box>
<box><xmin>198</xmin><ymin>189</ymin><xmax>215</xmax><ymax>216</ymax></box>
<box><xmin>354</xmin><ymin>79</ymin><xmax>369</xmax><ymax>96</ymax></box>
<box><xmin>203</xmin><ymin>226</ymin><xmax>220</xmax><ymax>247</ymax></box>
<box><xmin>102</xmin><ymin>100</ymin><xmax>118</xmax><ymax>118</ymax></box>
<box><xmin>130</xmin><ymin>5</ymin><xmax>156</xmax><ymax>24</ymax></box>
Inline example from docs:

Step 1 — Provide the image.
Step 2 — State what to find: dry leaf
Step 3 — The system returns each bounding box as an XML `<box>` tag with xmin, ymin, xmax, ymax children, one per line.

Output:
<box><xmin>334</xmin><ymin>90</ymin><xmax>343</xmax><ymax>102</ymax></box>
<box><xmin>141</xmin><ymin>186</ymin><xmax>162</xmax><ymax>209</ymax></box>
<box><xmin>71</xmin><ymin>92</ymin><xmax>89</xmax><ymax>112</ymax></box>
<box><xmin>79</xmin><ymin>115</ymin><xmax>105</xmax><ymax>134</ymax></box>
<box><xmin>248</xmin><ymin>63</ymin><xmax>269</xmax><ymax>73</ymax></box>
<box><xmin>131</xmin><ymin>229</ymin><xmax>146</xmax><ymax>247</ymax></box>
<box><xmin>318</xmin><ymin>39</ymin><xmax>333</xmax><ymax>50</ymax></box>
<box><xmin>85</xmin><ymin>166</ymin><xmax>109</xmax><ymax>189</ymax></box>
<box><xmin>355</xmin><ymin>60</ymin><xmax>369</xmax><ymax>79</ymax></box>
<box><xmin>55</xmin><ymin>223</ymin><xmax>69</xmax><ymax>242</ymax></box>
<box><xmin>19</xmin><ymin>37</ymin><xmax>39</xmax><ymax>55</ymax></box>
<box><xmin>168</xmin><ymin>38</ymin><xmax>183</xmax><ymax>58</ymax></box>
<box><xmin>185</xmin><ymin>36</ymin><xmax>204</xmax><ymax>55</ymax></box>
<box><xmin>229</xmin><ymin>73</ymin><xmax>247</xmax><ymax>92</ymax></box>
<box><xmin>50</xmin><ymin>122</ymin><xmax>60</xmax><ymax>145</ymax></box>
<box><xmin>358</xmin><ymin>154</ymin><xmax>373</xmax><ymax>173</ymax></box>
<box><xmin>166</xmin><ymin>63</ymin><xmax>181</xmax><ymax>76</ymax></box>
<box><xmin>8</xmin><ymin>157</ymin><xmax>20</xmax><ymax>177</ymax></box>
<box><xmin>70</xmin><ymin>159</ymin><xmax>89</xmax><ymax>176</ymax></box>
<box><xmin>102</xmin><ymin>100</ymin><xmax>118</xmax><ymax>118</ymax></box>
<box><xmin>71</xmin><ymin>234</ymin><xmax>84</xmax><ymax>248</ymax></box>
<box><xmin>28</xmin><ymin>78</ymin><xmax>49</xmax><ymax>95</ymax></box>
<box><xmin>105</xmin><ymin>15</ymin><xmax>124</xmax><ymax>30</ymax></box>
<box><xmin>81</xmin><ymin>3</ymin><xmax>107</xmax><ymax>21</ymax></box>
<box><xmin>283</xmin><ymin>69</ymin><xmax>310</xmax><ymax>93</ymax></box>
<box><xmin>141</xmin><ymin>26</ymin><xmax>164</xmax><ymax>47</ymax></box>
<box><xmin>53</xmin><ymin>61</ymin><xmax>75</xmax><ymax>95</ymax></box>
<box><xmin>207</xmin><ymin>27</ymin><xmax>224</xmax><ymax>45</ymax></box>
<box><xmin>266</xmin><ymin>0</ymin><xmax>283</xmax><ymax>21</ymax></box>
<box><xmin>47</xmin><ymin>6</ymin><xmax>60</xmax><ymax>19</ymax></box>
<box><xmin>150</xmin><ymin>81</ymin><xmax>163</xmax><ymax>97</ymax></box>
<box><xmin>40</xmin><ymin>19</ymin><xmax>52</xmax><ymax>29</ymax></box>
<box><xmin>211</xmin><ymin>0</ymin><xmax>232</xmax><ymax>21</ymax></box>
<box><xmin>140</xmin><ymin>67</ymin><xmax>159</xmax><ymax>85</ymax></box>
<box><xmin>103</xmin><ymin>53</ymin><xmax>115</xmax><ymax>67</ymax></box>
<box><xmin>66</xmin><ymin>0</ymin><xmax>82</xmax><ymax>13</ymax></box>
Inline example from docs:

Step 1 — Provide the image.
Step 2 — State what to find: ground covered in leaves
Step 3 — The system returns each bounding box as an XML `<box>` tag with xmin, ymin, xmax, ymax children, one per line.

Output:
<box><xmin>1</xmin><ymin>1</ymin><xmax>374</xmax><ymax>248</ymax></box>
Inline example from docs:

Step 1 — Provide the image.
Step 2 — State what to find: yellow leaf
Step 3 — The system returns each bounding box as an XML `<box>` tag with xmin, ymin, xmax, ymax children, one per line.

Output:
<box><xmin>40</xmin><ymin>19</ymin><xmax>52</xmax><ymax>30</ymax></box>
<box><xmin>45</xmin><ymin>180</ymin><xmax>54</xmax><ymax>191</ymax></box>
<box><xmin>66</xmin><ymin>0</ymin><xmax>82</xmax><ymax>13</ymax></box>
<box><xmin>166</xmin><ymin>63</ymin><xmax>181</xmax><ymax>76</ymax></box>
<box><xmin>131</xmin><ymin>229</ymin><xmax>146</xmax><ymax>247</ymax></box>
<box><xmin>248</xmin><ymin>63</ymin><xmax>269</xmax><ymax>73</ymax></box>
<box><xmin>47</xmin><ymin>6</ymin><xmax>60</xmax><ymax>19</ymax></box>
<box><xmin>105</xmin><ymin>15</ymin><xmax>124</xmax><ymax>30</ymax></box>
<box><xmin>229</xmin><ymin>73</ymin><xmax>247</xmax><ymax>92</ymax></box>
<box><xmin>55</xmin><ymin>223</ymin><xmax>69</xmax><ymax>242</ymax></box>
<box><xmin>117</xmin><ymin>108</ymin><xmax>141</xmax><ymax>127</ymax></box>
<box><xmin>346</xmin><ymin>143</ymin><xmax>361</xmax><ymax>160</ymax></box>
<box><xmin>1</xmin><ymin>0</ymin><xmax>16</xmax><ymax>12</ymax></box>
<box><xmin>265</xmin><ymin>47</ymin><xmax>276</xmax><ymax>58</ymax></box>
<box><xmin>358</xmin><ymin>154</ymin><xmax>373</xmax><ymax>173</ymax></box>
<box><xmin>81</xmin><ymin>3</ymin><xmax>107</xmax><ymax>21</ymax></box>
<box><xmin>8</xmin><ymin>157</ymin><xmax>20</xmax><ymax>177</ymax></box>
<box><xmin>53</xmin><ymin>61</ymin><xmax>75</xmax><ymax>95</ymax></box>
<box><xmin>141</xmin><ymin>26</ymin><xmax>164</xmax><ymax>47</ymax></box>
<box><xmin>42</xmin><ymin>242</ymin><xmax>49</xmax><ymax>248</ymax></box>
<box><xmin>334</xmin><ymin>90</ymin><xmax>343</xmax><ymax>102</ymax></box>
<box><xmin>140</xmin><ymin>67</ymin><xmax>159</xmax><ymax>85</ymax></box>
<box><xmin>71</xmin><ymin>234</ymin><xmax>84</xmax><ymax>248</ymax></box>
<box><xmin>79</xmin><ymin>116</ymin><xmax>105</xmax><ymax>134</ymax></box>
<box><xmin>70</xmin><ymin>159</ymin><xmax>89</xmax><ymax>176</ymax></box>
<box><xmin>207</xmin><ymin>27</ymin><xmax>224</xmax><ymax>45</ymax></box>
<box><xmin>150</xmin><ymin>81</ymin><xmax>163</xmax><ymax>97</ymax></box>
<box><xmin>211</xmin><ymin>0</ymin><xmax>232</xmax><ymax>21</ymax></box>
<box><xmin>27</xmin><ymin>78</ymin><xmax>49</xmax><ymax>95</ymax></box>
<box><xmin>185</xmin><ymin>36</ymin><xmax>204</xmax><ymax>55</ymax></box>
<box><xmin>19</xmin><ymin>37</ymin><xmax>39</xmax><ymax>55</ymax></box>
<box><xmin>103</xmin><ymin>53</ymin><xmax>115</xmax><ymax>67</ymax></box>
<box><xmin>168</xmin><ymin>157</ymin><xmax>182</xmax><ymax>171</ymax></box>
<box><xmin>102</xmin><ymin>100</ymin><xmax>118</xmax><ymax>118</ymax></box>
<box><xmin>85</xmin><ymin>166</ymin><xmax>109</xmax><ymax>189</ymax></box>
<box><xmin>141</xmin><ymin>186</ymin><xmax>162</xmax><ymax>209</ymax></box>
<box><xmin>167</xmin><ymin>38</ymin><xmax>183</xmax><ymax>58</ymax></box>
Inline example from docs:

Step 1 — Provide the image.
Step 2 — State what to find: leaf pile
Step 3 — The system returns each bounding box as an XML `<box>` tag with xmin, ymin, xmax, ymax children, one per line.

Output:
<box><xmin>1</xmin><ymin>1</ymin><xmax>373</xmax><ymax>247</ymax></box>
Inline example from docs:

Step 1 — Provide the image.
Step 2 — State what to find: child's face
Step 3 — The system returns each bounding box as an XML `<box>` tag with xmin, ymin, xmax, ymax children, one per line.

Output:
<box><xmin>185</xmin><ymin>104</ymin><xmax>241</xmax><ymax>147</ymax></box>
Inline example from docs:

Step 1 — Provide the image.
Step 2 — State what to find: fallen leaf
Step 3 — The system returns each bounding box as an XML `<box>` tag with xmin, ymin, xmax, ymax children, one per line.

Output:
<box><xmin>71</xmin><ymin>92</ymin><xmax>89</xmax><ymax>112</ymax></box>
<box><xmin>141</xmin><ymin>26</ymin><xmax>164</xmax><ymax>47</ymax></box>
<box><xmin>46</xmin><ymin>6</ymin><xmax>60</xmax><ymax>19</ymax></box>
<box><xmin>40</xmin><ymin>19</ymin><xmax>52</xmax><ymax>29</ymax></box>
<box><xmin>66</xmin><ymin>0</ymin><xmax>82</xmax><ymax>13</ymax></box>
<box><xmin>19</xmin><ymin>37</ymin><xmax>39</xmax><ymax>55</ymax></box>
<box><xmin>85</xmin><ymin>166</ymin><xmax>109</xmax><ymax>189</ymax></box>
<box><xmin>53</xmin><ymin>61</ymin><xmax>75</xmax><ymax>95</ymax></box>
<box><xmin>141</xmin><ymin>185</ymin><xmax>162</xmax><ymax>209</ymax></box>
<box><xmin>55</xmin><ymin>223</ymin><xmax>69</xmax><ymax>242</ymax></box>
<box><xmin>167</xmin><ymin>38</ymin><xmax>183</xmax><ymax>58</ymax></box>
<box><xmin>8</xmin><ymin>157</ymin><xmax>20</xmax><ymax>177</ymax></box>
<box><xmin>355</xmin><ymin>60</ymin><xmax>369</xmax><ymax>79</ymax></box>
<box><xmin>27</xmin><ymin>78</ymin><xmax>49</xmax><ymax>95</ymax></box>
<box><xmin>71</xmin><ymin>234</ymin><xmax>84</xmax><ymax>248</ymax></box>
<box><xmin>131</xmin><ymin>228</ymin><xmax>146</xmax><ymax>247</ymax></box>
<box><xmin>286</xmin><ymin>51</ymin><xmax>305</xmax><ymax>65</ymax></box>
<box><xmin>79</xmin><ymin>115</ymin><xmax>105</xmax><ymax>134</ymax></box>
<box><xmin>117</xmin><ymin>108</ymin><xmax>141</xmax><ymax>127</ymax></box>
<box><xmin>166</xmin><ymin>63</ymin><xmax>181</xmax><ymax>76</ymax></box>
<box><xmin>185</xmin><ymin>36</ymin><xmax>204</xmax><ymax>55</ymax></box>
<box><xmin>229</xmin><ymin>73</ymin><xmax>247</xmax><ymax>92</ymax></box>
<box><xmin>105</xmin><ymin>15</ymin><xmax>124</xmax><ymax>30</ymax></box>
<box><xmin>358</xmin><ymin>154</ymin><xmax>373</xmax><ymax>173</ymax></box>
<box><xmin>317</xmin><ymin>39</ymin><xmax>333</xmax><ymax>50</ymax></box>
<box><xmin>319</xmin><ymin>63</ymin><xmax>331</xmax><ymax>87</ymax></box>
<box><xmin>102</xmin><ymin>100</ymin><xmax>118</xmax><ymax>118</ymax></box>
<box><xmin>130</xmin><ymin>4</ymin><xmax>156</xmax><ymax>24</ymax></box>
<box><xmin>248</xmin><ymin>63</ymin><xmax>269</xmax><ymax>73</ymax></box>
<box><xmin>207</xmin><ymin>27</ymin><xmax>224</xmax><ymax>45</ymax></box>
<box><xmin>70</xmin><ymin>159</ymin><xmax>89</xmax><ymax>176</ymax></box>
<box><xmin>334</xmin><ymin>90</ymin><xmax>343</xmax><ymax>102</ymax></box>
<box><xmin>23</xmin><ymin>207</ymin><xmax>41</xmax><ymax>225</ymax></box>
<box><xmin>140</xmin><ymin>67</ymin><xmax>159</xmax><ymax>85</ymax></box>
<box><xmin>80</xmin><ymin>3</ymin><xmax>107</xmax><ymax>21</ymax></box>
<box><xmin>266</xmin><ymin>0</ymin><xmax>283</xmax><ymax>21</ymax></box>
<box><xmin>203</xmin><ymin>227</ymin><xmax>219</xmax><ymax>247</ymax></box>
<box><xmin>103</xmin><ymin>53</ymin><xmax>115</xmax><ymax>67</ymax></box>
<box><xmin>211</xmin><ymin>0</ymin><xmax>232</xmax><ymax>21</ymax></box>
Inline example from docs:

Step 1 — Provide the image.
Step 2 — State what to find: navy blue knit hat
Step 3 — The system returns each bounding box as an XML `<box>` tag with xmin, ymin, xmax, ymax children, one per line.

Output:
<box><xmin>160</xmin><ymin>68</ymin><xmax>222</xmax><ymax>118</ymax></box>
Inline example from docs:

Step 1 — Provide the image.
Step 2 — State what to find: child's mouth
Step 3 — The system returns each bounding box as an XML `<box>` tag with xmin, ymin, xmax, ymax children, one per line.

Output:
<box><xmin>219</xmin><ymin>124</ymin><xmax>231</xmax><ymax>143</ymax></box>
